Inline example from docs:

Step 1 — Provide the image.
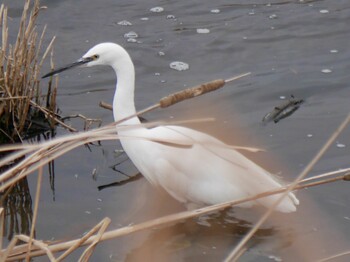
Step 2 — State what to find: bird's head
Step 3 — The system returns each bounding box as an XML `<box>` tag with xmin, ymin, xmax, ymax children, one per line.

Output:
<box><xmin>42</xmin><ymin>42</ymin><xmax>128</xmax><ymax>78</ymax></box>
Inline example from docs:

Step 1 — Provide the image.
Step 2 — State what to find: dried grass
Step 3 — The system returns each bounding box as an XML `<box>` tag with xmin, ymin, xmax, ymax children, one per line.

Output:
<box><xmin>0</xmin><ymin>0</ymin><xmax>56</xmax><ymax>141</ymax></box>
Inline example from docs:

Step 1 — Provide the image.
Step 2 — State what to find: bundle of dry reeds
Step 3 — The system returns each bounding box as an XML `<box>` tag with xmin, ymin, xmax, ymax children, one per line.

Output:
<box><xmin>0</xmin><ymin>0</ymin><xmax>56</xmax><ymax>142</ymax></box>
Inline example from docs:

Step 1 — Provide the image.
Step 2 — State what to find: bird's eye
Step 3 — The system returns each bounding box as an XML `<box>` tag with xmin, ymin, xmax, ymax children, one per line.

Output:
<box><xmin>92</xmin><ymin>54</ymin><xmax>99</xmax><ymax>60</ymax></box>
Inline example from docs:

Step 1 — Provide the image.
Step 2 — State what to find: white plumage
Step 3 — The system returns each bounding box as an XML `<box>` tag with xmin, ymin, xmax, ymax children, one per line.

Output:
<box><xmin>46</xmin><ymin>42</ymin><xmax>299</xmax><ymax>213</ymax></box>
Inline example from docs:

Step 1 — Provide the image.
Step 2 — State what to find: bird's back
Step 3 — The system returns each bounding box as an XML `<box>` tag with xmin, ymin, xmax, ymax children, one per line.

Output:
<box><xmin>117</xmin><ymin>124</ymin><xmax>299</xmax><ymax>213</ymax></box>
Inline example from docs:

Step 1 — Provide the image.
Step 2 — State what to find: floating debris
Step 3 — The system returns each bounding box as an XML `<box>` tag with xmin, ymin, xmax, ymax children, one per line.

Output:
<box><xmin>330</xmin><ymin>49</ymin><xmax>338</xmax><ymax>53</ymax></box>
<box><xmin>124</xmin><ymin>31</ymin><xmax>138</xmax><ymax>39</ymax></box>
<box><xmin>262</xmin><ymin>95</ymin><xmax>304</xmax><ymax>124</ymax></box>
<box><xmin>210</xmin><ymin>9</ymin><xmax>221</xmax><ymax>14</ymax></box>
<box><xmin>268</xmin><ymin>255</ymin><xmax>283</xmax><ymax>262</ymax></box>
<box><xmin>158</xmin><ymin>51</ymin><xmax>165</xmax><ymax>56</ymax></box>
<box><xmin>319</xmin><ymin>9</ymin><xmax>329</xmax><ymax>14</ymax></box>
<box><xmin>336</xmin><ymin>142</ymin><xmax>346</xmax><ymax>148</ymax></box>
<box><xmin>321</xmin><ymin>68</ymin><xmax>332</xmax><ymax>73</ymax></box>
<box><xmin>169</xmin><ymin>61</ymin><xmax>189</xmax><ymax>71</ymax></box>
<box><xmin>166</xmin><ymin>14</ymin><xmax>176</xmax><ymax>19</ymax></box>
<box><xmin>127</xmin><ymin>38</ymin><xmax>138</xmax><ymax>43</ymax></box>
<box><xmin>92</xmin><ymin>168</ymin><xmax>98</xmax><ymax>180</ymax></box>
<box><xmin>197</xmin><ymin>28</ymin><xmax>210</xmax><ymax>34</ymax></box>
<box><xmin>140</xmin><ymin>17</ymin><xmax>149</xmax><ymax>21</ymax></box>
<box><xmin>117</xmin><ymin>20</ymin><xmax>132</xmax><ymax>26</ymax></box>
<box><xmin>307</xmin><ymin>134</ymin><xmax>313</xmax><ymax>138</ymax></box>
<box><xmin>150</xmin><ymin>6</ymin><xmax>164</xmax><ymax>13</ymax></box>
<box><xmin>269</xmin><ymin>14</ymin><xmax>278</xmax><ymax>19</ymax></box>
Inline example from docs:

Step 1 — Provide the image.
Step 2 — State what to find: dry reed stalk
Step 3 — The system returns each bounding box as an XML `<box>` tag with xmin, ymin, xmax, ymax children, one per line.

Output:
<box><xmin>77</xmin><ymin>218</ymin><xmax>111</xmax><ymax>262</ymax></box>
<box><xmin>108</xmin><ymin>73</ymin><xmax>251</xmax><ymax>126</ymax></box>
<box><xmin>0</xmin><ymin>207</ymin><xmax>3</xmax><ymax>250</ymax></box>
<box><xmin>0</xmin><ymin>0</ymin><xmax>56</xmax><ymax>140</ymax></box>
<box><xmin>224</xmin><ymin>112</ymin><xmax>350</xmax><ymax>261</ymax></box>
<box><xmin>2</xmin><ymin>234</ymin><xmax>56</xmax><ymax>262</ymax></box>
<box><xmin>3</xmin><ymin>170</ymin><xmax>350</xmax><ymax>261</ymax></box>
<box><xmin>30</xmin><ymin>100</ymin><xmax>77</xmax><ymax>132</ymax></box>
<box><xmin>318</xmin><ymin>250</ymin><xmax>350</xmax><ymax>262</ymax></box>
<box><xmin>98</xmin><ymin>73</ymin><xmax>249</xmax><ymax>112</ymax></box>
<box><xmin>61</xmin><ymin>113</ymin><xmax>102</xmax><ymax>131</ymax></box>
<box><xmin>1</xmin><ymin>218</ymin><xmax>112</xmax><ymax>261</ymax></box>
<box><xmin>25</xmin><ymin>167</ymin><xmax>43</xmax><ymax>262</ymax></box>
<box><xmin>56</xmin><ymin>218</ymin><xmax>111</xmax><ymax>262</ymax></box>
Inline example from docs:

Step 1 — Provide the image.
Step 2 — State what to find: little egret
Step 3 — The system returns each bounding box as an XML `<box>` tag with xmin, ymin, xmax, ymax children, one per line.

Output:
<box><xmin>43</xmin><ymin>42</ymin><xmax>299</xmax><ymax>212</ymax></box>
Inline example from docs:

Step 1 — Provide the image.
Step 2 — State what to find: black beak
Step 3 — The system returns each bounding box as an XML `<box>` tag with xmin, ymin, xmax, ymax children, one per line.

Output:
<box><xmin>42</xmin><ymin>57</ymin><xmax>94</xmax><ymax>79</ymax></box>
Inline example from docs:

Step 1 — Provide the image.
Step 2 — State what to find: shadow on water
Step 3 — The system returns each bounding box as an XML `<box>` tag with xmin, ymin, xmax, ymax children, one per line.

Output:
<box><xmin>0</xmin><ymin>129</ymin><xmax>57</xmax><ymax>242</ymax></box>
<box><xmin>0</xmin><ymin>177</ymin><xmax>33</xmax><ymax>242</ymax></box>
<box><xmin>32</xmin><ymin>130</ymin><xmax>58</xmax><ymax>200</ymax></box>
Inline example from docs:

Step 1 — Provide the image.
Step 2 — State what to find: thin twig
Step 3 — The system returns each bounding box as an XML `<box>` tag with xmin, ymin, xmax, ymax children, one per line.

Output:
<box><xmin>99</xmin><ymin>101</ymin><xmax>112</xmax><ymax>110</ymax></box>
<box><xmin>318</xmin><ymin>250</ymin><xmax>350</xmax><ymax>262</ymax></box>
<box><xmin>57</xmin><ymin>218</ymin><xmax>111</xmax><ymax>262</ymax></box>
<box><xmin>26</xmin><ymin>167</ymin><xmax>43</xmax><ymax>262</ymax></box>
<box><xmin>78</xmin><ymin>218</ymin><xmax>111</xmax><ymax>262</ymax></box>
<box><xmin>104</xmin><ymin>72</ymin><xmax>251</xmax><ymax>124</ymax></box>
<box><xmin>30</xmin><ymin>100</ymin><xmax>77</xmax><ymax>132</ymax></box>
<box><xmin>0</xmin><ymin>208</ymin><xmax>4</xmax><ymax>251</ymax></box>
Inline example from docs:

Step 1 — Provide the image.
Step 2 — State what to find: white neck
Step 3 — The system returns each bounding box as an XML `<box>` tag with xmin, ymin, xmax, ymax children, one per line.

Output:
<box><xmin>111</xmin><ymin>52</ymin><xmax>140</xmax><ymax>126</ymax></box>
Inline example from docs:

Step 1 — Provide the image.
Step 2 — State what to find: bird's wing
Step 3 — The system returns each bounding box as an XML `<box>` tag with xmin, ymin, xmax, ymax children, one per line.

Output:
<box><xmin>119</xmin><ymin>124</ymin><xmax>263</xmax><ymax>152</ymax></box>
<box><xmin>120</xmin><ymin>124</ymin><xmax>298</xmax><ymax>212</ymax></box>
<box><xmin>160</xmin><ymin>126</ymin><xmax>299</xmax><ymax>211</ymax></box>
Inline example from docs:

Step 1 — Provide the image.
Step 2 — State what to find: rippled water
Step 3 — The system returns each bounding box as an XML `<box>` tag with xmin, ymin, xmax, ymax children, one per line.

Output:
<box><xmin>2</xmin><ymin>0</ymin><xmax>350</xmax><ymax>261</ymax></box>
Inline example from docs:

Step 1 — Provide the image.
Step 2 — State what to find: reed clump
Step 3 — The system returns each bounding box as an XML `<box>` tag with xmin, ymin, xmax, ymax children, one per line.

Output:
<box><xmin>0</xmin><ymin>0</ymin><xmax>56</xmax><ymax>142</ymax></box>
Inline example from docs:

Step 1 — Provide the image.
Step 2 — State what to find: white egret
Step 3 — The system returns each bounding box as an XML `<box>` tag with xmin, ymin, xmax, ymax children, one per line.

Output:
<box><xmin>43</xmin><ymin>42</ymin><xmax>299</xmax><ymax>212</ymax></box>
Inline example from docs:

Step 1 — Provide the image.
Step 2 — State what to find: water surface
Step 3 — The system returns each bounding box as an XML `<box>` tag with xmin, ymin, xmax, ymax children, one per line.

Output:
<box><xmin>2</xmin><ymin>0</ymin><xmax>350</xmax><ymax>261</ymax></box>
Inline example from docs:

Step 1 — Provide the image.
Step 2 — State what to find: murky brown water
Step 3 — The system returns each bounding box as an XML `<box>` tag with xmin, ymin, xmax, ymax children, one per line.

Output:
<box><xmin>2</xmin><ymin>0</ymin><xmax>350</xmax><ymax>261</ymax></box>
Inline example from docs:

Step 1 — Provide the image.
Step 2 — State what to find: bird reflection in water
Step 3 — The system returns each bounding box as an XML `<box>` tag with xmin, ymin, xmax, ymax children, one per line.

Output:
<box><xmin>123</xmin><ymin>208</ymin><xmax>294</xmax><ymax>262</ymax></box>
